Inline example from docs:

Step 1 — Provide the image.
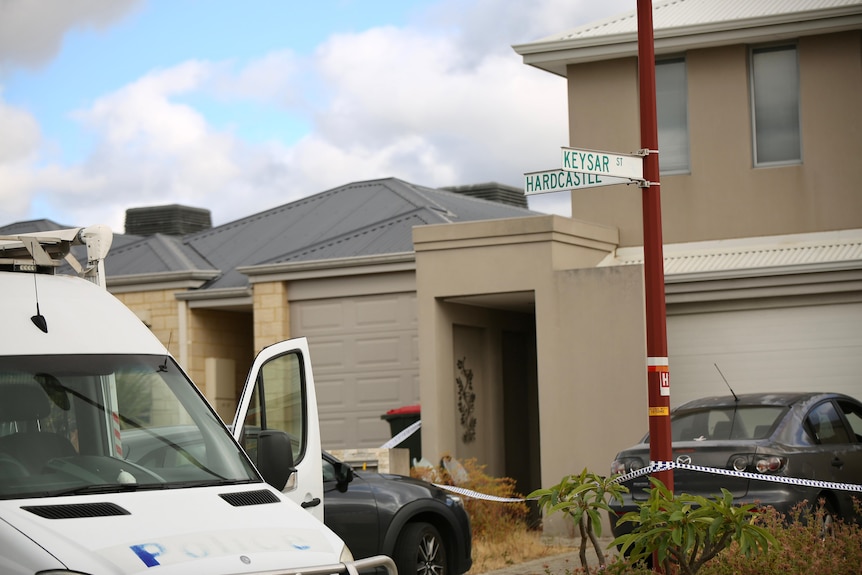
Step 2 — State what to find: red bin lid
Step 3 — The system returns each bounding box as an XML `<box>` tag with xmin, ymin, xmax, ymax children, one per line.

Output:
<box><xmin>385</xmin><ymin>404</ymin><xmax>420</xmax><ymax>415</ymax></box>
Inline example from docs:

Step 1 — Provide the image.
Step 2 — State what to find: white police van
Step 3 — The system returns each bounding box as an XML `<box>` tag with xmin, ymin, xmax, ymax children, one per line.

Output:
<box><xmin>0</xmin><ymin>226</ymin><xmax>395</xmax><ymax>575</ymax></box>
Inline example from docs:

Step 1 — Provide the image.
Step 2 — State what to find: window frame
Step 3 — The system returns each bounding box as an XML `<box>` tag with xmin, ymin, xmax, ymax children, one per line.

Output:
<box><xmin>750</xmin><ymin>43</ymin><xmax>802</xmax><ymax>167</ymax></box>
<box><xmin>655</xmin><ymin>55</ymin><xmax>690</xmax><ymax>175</ymax></box>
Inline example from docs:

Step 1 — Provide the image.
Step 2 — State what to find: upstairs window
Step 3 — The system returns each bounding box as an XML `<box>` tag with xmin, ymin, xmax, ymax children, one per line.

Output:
<box><xmin>656</xmin><ymin>57</ymin><xmax>690</xmax><ymax>174</ymax></box>
<box><xmin>751</xmin><ymin>45</ymin><xmax>801</xmax><ymax>165</ymax></box>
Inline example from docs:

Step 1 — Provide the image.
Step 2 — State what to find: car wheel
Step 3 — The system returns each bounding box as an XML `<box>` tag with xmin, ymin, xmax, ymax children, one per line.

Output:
<box><xmin>818</xmin><ymin>498</ymin><xmax>837</xmax><ymax>539</ymax></box>
<box><xmin>393</xmin><ymin>521</ymin><xmax>447</xmax><ymax>575</ymax></box>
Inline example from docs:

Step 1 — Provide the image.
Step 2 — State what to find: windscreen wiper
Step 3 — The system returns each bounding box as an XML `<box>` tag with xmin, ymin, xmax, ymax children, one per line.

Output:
<box><xmin>46</xmin><ymin>482</ymin><xmax>167</xmax><ymax>497</ymax></box>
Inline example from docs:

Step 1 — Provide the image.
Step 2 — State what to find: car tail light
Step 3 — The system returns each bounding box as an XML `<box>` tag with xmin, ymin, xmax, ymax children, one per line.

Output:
<box><xmin>755</xmin><ymin>455</ymin><xmax>785</xmax><ymax>473</ymax></box>
<box><xmin>727</xmin><ymin>454</ymin><xmax>786</xmax><ymax>474</ymax></box>
<box><xmin>611</xmin><ymin>457</ymin><xmax>645</xmax><ymax>476</ymax></box>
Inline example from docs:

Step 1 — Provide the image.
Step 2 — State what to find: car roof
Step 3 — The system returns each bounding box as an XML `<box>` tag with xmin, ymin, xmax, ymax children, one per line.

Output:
<box><xmin>675</xmin><ymin>391</ymin><xmax>853</xmax><ymax>411</ymax></box>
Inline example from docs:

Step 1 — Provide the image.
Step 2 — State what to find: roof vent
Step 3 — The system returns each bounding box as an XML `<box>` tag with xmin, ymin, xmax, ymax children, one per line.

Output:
<box><xmin>125</xmin><ymin>204</ymin><xmax>212</xmax><ymax>236</ymax></box>
<box><xmin>442</xmin><ymin>182</ymin><xmax>527</xmax><ymax>208</ymax></box>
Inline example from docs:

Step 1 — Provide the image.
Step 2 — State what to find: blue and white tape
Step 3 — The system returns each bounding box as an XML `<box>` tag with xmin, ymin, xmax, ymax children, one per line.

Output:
<box><xmin>376</xmin><ymin>418</ymin><xmax>862</xmax><ymax>500</ymax></box>
<box><xmin>434</xmin><ymin>483</ymin><xmax>529</xmax><ymax>502</ymax></box>
<box><xmin>431</xmin><ymin>461</ymin><xmax>862</xmax><ymax>503</ymax></box>
<box><xmin>380</xmin><ymin>419</ymin><xmax>422</xmax><ymax>449</ymax></box>
<box><xmin>613</xmin><ymin>461</ymin><xmax>862</xmax><ymax>493</ymax></box>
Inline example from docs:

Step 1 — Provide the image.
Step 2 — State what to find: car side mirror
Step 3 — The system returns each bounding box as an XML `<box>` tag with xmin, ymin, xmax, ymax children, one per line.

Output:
<box><xmin>256</xmin><ymin>429</ymin><xmax>296</xmax><ymax>490</ymax></box>
<box><xmin>334</xmin><ymin>461</ymin><xmax>354</xmax><ymax>489</ymax></box>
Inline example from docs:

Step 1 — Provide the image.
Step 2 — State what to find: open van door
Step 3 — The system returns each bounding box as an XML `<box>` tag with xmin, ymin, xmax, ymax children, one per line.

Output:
<box><xmin>232</xmin><ymin>337</ymin><xmax>325</xmax><ymax>522</ymax></box>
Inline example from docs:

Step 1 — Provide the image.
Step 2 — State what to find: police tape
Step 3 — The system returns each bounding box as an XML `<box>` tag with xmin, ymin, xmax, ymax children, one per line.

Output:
<box><xmin>430</xmin><ymin>460</ymin><xmax>862</xmax><ymax>503</ymax></box>
<box><xmin>377</xmin><ymin>419</ymin><xmax>862</xmax><ymax>499</ymax></box>
<box><xmin>433</xmin><ymin>483</ymin><xmax>531</xmax><ymax>502</ymax></box>
<box><xmin>613</xmin><ymin>460</ymin><xmax>862</xmax><ymax>493</ymax></box>
<box><xmin>379</xmin><ymin>419</ymin><xmax>422</xmax><ymax>449</ymax></box>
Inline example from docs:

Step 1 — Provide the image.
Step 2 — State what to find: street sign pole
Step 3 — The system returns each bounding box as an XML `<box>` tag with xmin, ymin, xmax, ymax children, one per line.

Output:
<box><xmin>638</xmin><ymin>0</ymin><xmax>673</xmax><ymax>494</ymax></box>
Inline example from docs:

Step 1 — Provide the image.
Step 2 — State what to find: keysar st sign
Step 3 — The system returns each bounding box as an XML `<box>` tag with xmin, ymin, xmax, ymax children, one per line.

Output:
<box><xmin>561</xmin><ymin>147</ymin><xmax>644</xmax><ymax>180</ymax></box>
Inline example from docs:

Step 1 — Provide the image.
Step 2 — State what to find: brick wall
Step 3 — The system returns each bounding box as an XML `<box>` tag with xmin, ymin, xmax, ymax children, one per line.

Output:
<box><xmin>253</xmin><ymin>281</ymin><xmax>290</xmax><ymax>352</ymax></box>
<box><xmin>114</xmin><ymin>289</ymin><xmax>253</xmax><ymax>421</ymax></box>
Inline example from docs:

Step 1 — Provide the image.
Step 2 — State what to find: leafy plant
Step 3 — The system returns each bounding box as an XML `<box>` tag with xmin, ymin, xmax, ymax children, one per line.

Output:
<box><xmin>612</xmin><ymin>477</ymin><xmax>777</xmax><ymax>575</ymax></box>
<box><xmin>529</xmin><ymin>469</ymin><xmax>628</xmax><ymax>573</ymax></box>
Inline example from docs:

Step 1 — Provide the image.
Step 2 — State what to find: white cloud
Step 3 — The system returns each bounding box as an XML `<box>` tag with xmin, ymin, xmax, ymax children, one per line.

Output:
<box><xmin>210</xmin><ymin>50</ymin><xmax>305</xmax><ymax>107</ymax></box>
<box><xmin>0</xmin><ymin>91</ymin><xmax>41</xmax><ymax>162</ymax></box>
<box><xmin>0</xmin><ymin>93</ymin><xmax>42</xmax><ymax>216</ymax></box>
<box><xmin>304</xmin><ymin>24</ymin><xmax>570</xmax><ymax>189</ymax></box>
<box><xmin>0</xmin><ymin>0</ymin><xmax>142</xmax><ymax>71</ymax></box>
<box><xmin>1</xmin><ymin>0</ymin><xmax>633</xmax><ymax>230</ymax></box>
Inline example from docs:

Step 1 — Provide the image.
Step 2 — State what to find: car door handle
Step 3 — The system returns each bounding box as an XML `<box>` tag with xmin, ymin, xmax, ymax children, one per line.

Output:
<box><xmin>301</xmin><ymin>497</ymin><xmax>321</xmax><ymax>508</ymax></box>
<box><xmin>831</xmin><ymin>457</ymin><xmax>844</xmax><ymax>469</ymax></box>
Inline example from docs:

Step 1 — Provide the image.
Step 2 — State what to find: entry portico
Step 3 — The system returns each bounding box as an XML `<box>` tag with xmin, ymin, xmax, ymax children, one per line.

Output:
<box><xmin>414</xmin><ymin>215</ymin><xmax>648</xmax><ymax>498</ymax></box>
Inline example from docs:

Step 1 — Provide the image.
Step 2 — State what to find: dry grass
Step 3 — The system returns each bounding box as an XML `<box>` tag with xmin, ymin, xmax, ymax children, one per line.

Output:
<box><xmin>411</xmin><ymin>457</ymin><xmax>575</xmax><ymax>574</ymax></box>
<box><xmin>468</xmin><ymin>530</ymin><xmax>575</xmax><ymax>574</ymax></box>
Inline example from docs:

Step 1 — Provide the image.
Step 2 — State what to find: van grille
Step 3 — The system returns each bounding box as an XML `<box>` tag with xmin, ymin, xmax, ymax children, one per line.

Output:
<box><xmin>219</xmin><ymin>489</ymin><xmax>280</xmax><ymax>507</ymax></box>
<box><xmin>22</xmin><ymin>502</ymin><xmax>130</xmax><ymax>519</ymax></box>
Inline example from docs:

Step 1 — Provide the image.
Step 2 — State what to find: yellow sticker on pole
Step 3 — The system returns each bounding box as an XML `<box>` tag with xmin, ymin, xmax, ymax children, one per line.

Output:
<box><xmin>649</xmin><ymin>406</ymin><xmax>669</xmax><ymax>416</ymax></box>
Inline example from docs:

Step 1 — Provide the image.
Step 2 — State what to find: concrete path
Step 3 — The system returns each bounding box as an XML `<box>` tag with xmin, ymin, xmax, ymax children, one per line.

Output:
<box><xmin>476</xmin><ymin>538</ymin><xmax>617</xmax><ymax>575</ymax></box>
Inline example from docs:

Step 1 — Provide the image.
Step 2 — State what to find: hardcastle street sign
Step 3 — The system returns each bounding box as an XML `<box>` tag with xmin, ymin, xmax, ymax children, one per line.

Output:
<box><xmin>524</xmin><ymin>169</ymin><xmax>631</xmax><ymax>196</ymax></box>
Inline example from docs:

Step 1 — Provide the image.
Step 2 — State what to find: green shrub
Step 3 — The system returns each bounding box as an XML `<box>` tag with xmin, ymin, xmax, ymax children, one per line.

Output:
<box><xmin>612</xmin><ymin>478</ymin><xmax>776</xmax><ymax>575</ymax></box>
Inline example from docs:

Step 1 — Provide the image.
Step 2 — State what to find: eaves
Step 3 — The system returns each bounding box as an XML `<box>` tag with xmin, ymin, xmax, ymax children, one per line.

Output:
<box><xmin>174</xmin><ymin>286</ymin><xmax>253</xmax><ymax>310</ymax></box>
<box><xmin>514</xmin><ymin>7</ymin><xmax>862</xmax><ymax>76</ymax></box>
<box><xmin>237</xmin><ymin>252</ymin><xmax>416</xmax><ymax>284</ymax></box>
<box><xmin>107</xmin><ymin>270</ymin><xmax>220</xmax><ymax>294</ymax></box>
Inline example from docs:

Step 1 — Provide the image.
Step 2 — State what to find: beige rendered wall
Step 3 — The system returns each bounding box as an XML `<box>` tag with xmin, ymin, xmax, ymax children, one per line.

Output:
<box><xmin>567</xmin><ymin>32</ymin><xmax>862</xmax><ymax>246</ymax></box>
<box><xmin>566</xmin><ymin>57</ymin><xmax>642</xmax><ymax>243</ymax></box>
<box><xmin>537</xmin><ymin>265</ymin><xmax>648</xmax><ymax>481</ymax></box>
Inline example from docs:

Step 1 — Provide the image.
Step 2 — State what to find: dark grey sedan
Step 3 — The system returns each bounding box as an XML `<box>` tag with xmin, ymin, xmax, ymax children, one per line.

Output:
<box><xmin>609</xmin><ymin>392</ymin><xmax>862</xmax><ymax>537</ymax></box>
<box><xmin>322</xmin><ymin>451</ymin><xmax>472</xmax><ymax>575</ymax></box>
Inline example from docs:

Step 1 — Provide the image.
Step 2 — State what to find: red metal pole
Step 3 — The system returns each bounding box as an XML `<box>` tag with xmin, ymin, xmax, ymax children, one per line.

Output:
<box><xmin>637</xmin><ymin>0</ymin><xmax>673</xmax><ymax>493</ymax></box>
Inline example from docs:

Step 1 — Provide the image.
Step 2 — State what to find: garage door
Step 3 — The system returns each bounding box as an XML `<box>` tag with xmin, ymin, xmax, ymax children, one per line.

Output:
<box><xmin>291</xmin><ymin>293</ymin><xmax>419</xmax><ymax>450</ymax></box>
<box><xmin>667</xmin><ymin>302</ymin><xmax>862</xmax><ymax>408</ymax></box>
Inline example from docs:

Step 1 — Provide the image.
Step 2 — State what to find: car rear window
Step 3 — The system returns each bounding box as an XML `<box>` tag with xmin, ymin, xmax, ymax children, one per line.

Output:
<box><xmin>670</xmin><ymin>406</ymin><xmax>787</xmax><ymax>441</ymax></box>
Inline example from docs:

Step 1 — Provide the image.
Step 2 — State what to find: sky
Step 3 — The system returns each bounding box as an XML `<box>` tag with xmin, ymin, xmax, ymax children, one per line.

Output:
<box><xmin>0</xmin><ymin>0</ymin><xmax>633</xmax><ymax>233</ymax></box>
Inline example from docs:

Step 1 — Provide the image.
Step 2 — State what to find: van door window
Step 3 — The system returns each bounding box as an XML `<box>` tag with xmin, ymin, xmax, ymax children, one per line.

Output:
<box><xmin>240</xmin><ymin>351</ymin><xmax>306</xmax><ymax>467</ymax></box>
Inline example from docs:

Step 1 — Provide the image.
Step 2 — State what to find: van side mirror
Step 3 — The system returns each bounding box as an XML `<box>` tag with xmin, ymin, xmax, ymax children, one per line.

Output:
<box><xmin>256</xmin><ymin>429</ymin><xmax>296</xmax><ymax>490</ymax></box>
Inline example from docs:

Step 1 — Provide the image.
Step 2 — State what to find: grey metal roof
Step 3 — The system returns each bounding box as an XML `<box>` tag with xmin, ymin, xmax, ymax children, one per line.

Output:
<box><xmin>106</xmin><ymin>233</ymin><xmax>216</xmax><ymax>277</ymax></box>
<box><xmin>108</xmin><ymin>178</ymin><xmax>536</xmax><ymax>291</ymax></box>
<box><xmin>0</xmin><ymin>219</ymin><xmax>69</xmax><ymax>235</ymax></box>
<box><xmin>514</xmin><ymin>0</ymin><xmax>862</xmax><ymax>75</ymax></box>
